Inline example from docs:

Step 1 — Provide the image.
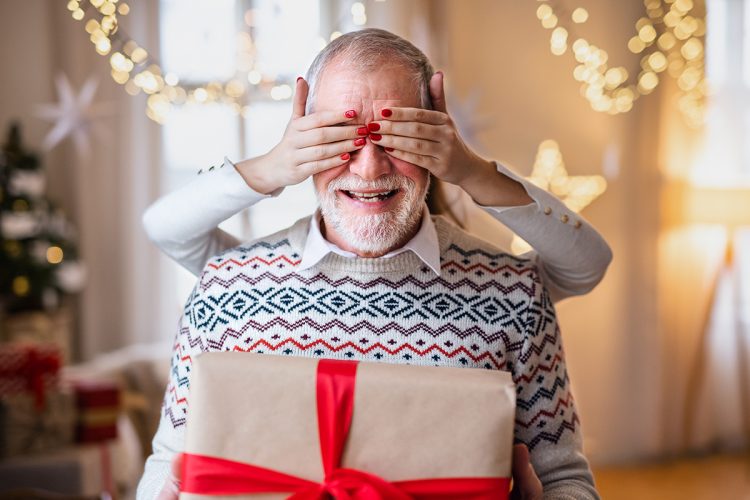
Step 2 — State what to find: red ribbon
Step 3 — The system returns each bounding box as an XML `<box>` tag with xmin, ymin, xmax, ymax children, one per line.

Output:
<box><xmin>0</xmin><ymin>345</ymin><xmax>60</xmax><ymax>410</ymax></box>
<box><xmin>181</xmin><ymin>358</ymin><xmax>510</xmax><ymax>499</ymax></box>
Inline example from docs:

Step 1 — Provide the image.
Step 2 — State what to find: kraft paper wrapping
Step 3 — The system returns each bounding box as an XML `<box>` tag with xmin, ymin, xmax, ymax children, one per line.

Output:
<box><xmin>182</xmin><ymin>352</ymin><xmax>516</xmax><ymax>500</ymax></box>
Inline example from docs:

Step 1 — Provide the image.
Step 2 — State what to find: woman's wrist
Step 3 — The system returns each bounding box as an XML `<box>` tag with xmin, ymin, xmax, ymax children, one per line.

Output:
<box><xmin>459</xmin><ymin>156</ymin><xmax>533</xmax><ymax>208</ymax></box>
<box><xmin>234</xmin><ymin>153</ymin><xmax>279</xmax><ymax>195</ymax></box>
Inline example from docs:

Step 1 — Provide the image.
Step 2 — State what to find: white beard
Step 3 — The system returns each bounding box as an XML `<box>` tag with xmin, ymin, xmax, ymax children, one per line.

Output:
<box><xmin>317</xmin><ymin>174</ymin><xmax>429</xmax><ymax>255</ymax></box>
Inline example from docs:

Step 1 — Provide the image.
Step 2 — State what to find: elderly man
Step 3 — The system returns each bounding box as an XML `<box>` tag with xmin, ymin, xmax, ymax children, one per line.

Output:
<box><xmin>139</xmin><ymin>28</ymin><xmax>607</xmax><ymax>499</ymax></box>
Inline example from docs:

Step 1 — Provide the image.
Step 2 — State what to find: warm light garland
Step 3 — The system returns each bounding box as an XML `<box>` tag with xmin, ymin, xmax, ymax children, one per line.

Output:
<box><xmin>69</xmin><ymin>0</ymin><xmax>705</xmax><ymax>127</ymax></box>
<box><xmin>511</xmin><ymin>140</ymin><xmax>607</xmax><ymax>255</ymax></box>
<box><xmin>67</xmin><ymin>0</ymin><xmax>371</xmax><ymax>124</ymax></box>
<box><xmin>537</xmin><ymin>0</ymin><xmax>707</xmax><ymax>128</ymax></box>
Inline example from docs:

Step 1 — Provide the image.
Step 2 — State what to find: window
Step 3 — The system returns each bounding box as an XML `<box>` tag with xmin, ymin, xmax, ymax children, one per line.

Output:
<box><xmin>694</xmin><ymin>0</ymin><xmax>750</xmax><ymax>185</ymax></box>
<box><xmin>158</xmin><ymin>0</ymin><xmax>332</xmax><ymax>312</ymax></box>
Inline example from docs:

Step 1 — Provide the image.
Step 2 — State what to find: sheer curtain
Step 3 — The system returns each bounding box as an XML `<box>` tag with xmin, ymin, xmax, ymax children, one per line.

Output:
<box><xmin>657</xmin><ymin>0</ymin><xmax>750</xmax><ymax>454</ymax></box>
<box><xmin>47</xmin><ymin>2</ymin><xmax>169</xmax><ymax>360</ymax></box>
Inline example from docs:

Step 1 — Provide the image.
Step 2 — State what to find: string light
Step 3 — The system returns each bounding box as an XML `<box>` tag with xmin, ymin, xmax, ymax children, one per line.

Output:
<box><xmin>571</xmin><ymin>8</ymin><xmax>589</xmax><ymax>24</ymax></box>
<box><xmin>12</xmin><ymin>276</ymin><xmax>30</xmax><ymax>297</ymax></box>
<box><xmin>71</xmin><ymin>0</ymin><xmax>375</xmax><ymax>123</ymax></box>
<box><xmin>537</xmin><ymin>0</ymin><xmax>707</xmax><ymax>128</ymax></box>
<box><xmin>46</xmin><ymin>246</ymin><xmax>64</xmax><ymax>264</ymax></box>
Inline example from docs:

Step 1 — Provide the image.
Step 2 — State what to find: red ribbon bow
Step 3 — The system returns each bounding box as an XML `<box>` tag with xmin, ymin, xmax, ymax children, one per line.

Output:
<box><xmin>181</xmin><ymin>359</ymin><xmax>510</xmax><ymax>499</ymax></box>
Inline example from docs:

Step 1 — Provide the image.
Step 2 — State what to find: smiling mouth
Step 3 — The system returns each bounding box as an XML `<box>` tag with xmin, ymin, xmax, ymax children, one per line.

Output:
<box><xmin>340</xmin><ymin>189</ymin><xmax>399</xmax><ymax>203</ymax></box>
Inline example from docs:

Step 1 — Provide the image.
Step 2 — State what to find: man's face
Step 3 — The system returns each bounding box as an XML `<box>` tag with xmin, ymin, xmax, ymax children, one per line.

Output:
<box><xmin>312</xmin><ymin>58</ymin><xmax>430</xmax><ymax>256</ymax></box>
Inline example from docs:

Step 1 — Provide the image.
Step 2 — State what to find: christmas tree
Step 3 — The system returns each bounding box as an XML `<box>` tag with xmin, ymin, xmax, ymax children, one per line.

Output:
<box><xmin>0</xmin><ymin>122</ymin><xmax>84</xmax><ymax>314</ymax></box>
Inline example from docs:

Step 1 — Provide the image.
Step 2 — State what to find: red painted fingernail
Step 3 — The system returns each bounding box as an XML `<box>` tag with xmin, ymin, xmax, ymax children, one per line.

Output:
<box><xmin>369</xmin><ymin>133</ymin><xmax>382</xmax><ymax>141</ymax></box>
<box><xmin>367</xmin><ymin>122</ymin><xmax>380</xmax><ymax>132</ymax></box>
<box><xmin>356</xmin><ymin>126</ymin><xmax>368</xmax><ymax>136</ymax></box>
<box><xmin>381</xmin><ymin>109</ymin><xmax>392</xmax><ymax>117</ymax></box>
<box><xmin>345</xmin><ymin>110</ymin><xmax>357</xmax><ymax>118</ymax></box>
<box><xmin>296</xmin><ymin>76</ymin><xmax>303</xmax><ymax>82</ymax></box>
<box><xmin>340</xmin><ymin>152</ymin><xmax>350</xmax><ymax>161</ymax></box>
<box><xmin>354</xmin><ymin>137</ymin><xmax>366</xmax><ymax>146</ymax></box>
<box><xmin>385</xmin><ymin>147</ymin><xmax>395</xmax><ymax>152</ymax></box>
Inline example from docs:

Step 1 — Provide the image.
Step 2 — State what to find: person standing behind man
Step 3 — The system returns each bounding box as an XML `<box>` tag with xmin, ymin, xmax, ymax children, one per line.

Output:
<box><xmin>140</xmin><ymin>28</ymin><xmax>609</xmax><ymax>500</ymax></box>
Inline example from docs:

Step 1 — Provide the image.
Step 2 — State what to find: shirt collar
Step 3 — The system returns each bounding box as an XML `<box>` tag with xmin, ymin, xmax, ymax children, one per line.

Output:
<box><xmin>299</xmin><ymin>204</ymin><xmax>441</xmax><ymax>275</ymax></box>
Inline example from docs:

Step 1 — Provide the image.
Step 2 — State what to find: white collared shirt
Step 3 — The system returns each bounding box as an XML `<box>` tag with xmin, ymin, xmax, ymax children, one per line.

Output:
<box><xmin>298</xmin><ymin>204</ymin><xmax>442</xmax><ymax>275</ymax></box>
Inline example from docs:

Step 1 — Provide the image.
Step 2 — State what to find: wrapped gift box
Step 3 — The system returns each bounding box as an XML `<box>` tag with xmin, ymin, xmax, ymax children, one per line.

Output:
<box><xmin>0</xmin><ymin>389</ymin><xmax>75</xmax><ymax>458</ymax></box>
<box><xmin>73</xmin><ymin>380</ymin><xmax>121</xmax><ymax>443</ymax></box>
<box><xmin>181</xmin><ymin>352</ymin><xmax>515</xmax><ymax>499</ymax></box>
<box><xmin>0</xmin><ymin>342</ymin><xmax>61</xmax><ymax>409</ymax></box>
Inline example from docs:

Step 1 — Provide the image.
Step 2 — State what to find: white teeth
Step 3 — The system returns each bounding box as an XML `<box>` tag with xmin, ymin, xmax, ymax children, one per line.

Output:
<box><xmin>343</xmin><ymin>190</ymin><xmax>395</xmax><ymax>203</ymax></box>
<box><xmin>349</xmin><ymin>191</ymin><xmax>391</xmax><ymax>197</ymax></box>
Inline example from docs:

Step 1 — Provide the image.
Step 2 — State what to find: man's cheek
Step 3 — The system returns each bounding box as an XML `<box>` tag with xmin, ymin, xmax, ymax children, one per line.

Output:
<box><xmin>390</xmin><ymin>157</ymin><xmax>428</xmax><ymax>181</ymax></box>
<box><xmin>313</xmin><ymin>164</ymin><xmax>348</xmax><ymax>192</ymax></box>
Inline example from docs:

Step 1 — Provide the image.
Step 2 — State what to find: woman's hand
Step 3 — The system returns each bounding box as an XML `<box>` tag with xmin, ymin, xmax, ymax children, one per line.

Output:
<box><xmin>370</xmin><ymin>71</ymin><xmax>532</xmax><ymax>207</ymax></box>
<box><xmin>366</xmin><ymin>71</ymin><xmax>493</xmax><ymax>188</ymax></box>
<box><xmin>236</xmin><ymin>78</ymin><xmax>366</xmax><ymax>194</ymax></box>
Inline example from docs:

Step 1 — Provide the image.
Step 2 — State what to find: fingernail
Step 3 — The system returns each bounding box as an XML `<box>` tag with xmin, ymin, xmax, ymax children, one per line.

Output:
<box><xmin>345</xmin><ymin>110</ymin><xmax>357</xmax><ymax>118</ymax></box>
<box><xmin>354</xmin><ymin>137</ymin><xmax>366</xmax><ymax>146</ymax></box>
<box><xmin>356</xmin><ymin>126</ymin><xmax>368</xmax><ymax>136</ymax></box>
<box><xmin>296</xmin><ymin>76</ymin><xmax>303</xmax><ymax>82</ymax></box>
<box><xmin>367</xmin><ymin>122</ymin><xmax>380</xmax><ymax>132</ymax></box>
<box><xmin>381</xmin><ymin>109</ymin><xmax>392</xmax><ymax>118</ymax></box>
<box><xmin>369</xmin><ymin>133</ymin><xmax>382</xmax><ymax>141</ymax></box>
<box><xmin>385</xmin><ymin>147</ymin><xmax>394</xmax><ymax>152</ymax></box>
<box><xmin>340</xmin><ymin>152</ymin><xmax>350</xmax><ymax>160</ymax></box>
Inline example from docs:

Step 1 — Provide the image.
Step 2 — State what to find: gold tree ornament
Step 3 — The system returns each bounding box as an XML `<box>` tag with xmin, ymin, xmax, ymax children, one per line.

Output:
<box><xmin>511</xmin><ymin>140</ymin><xmax>607</xmax><ymax>255</ymax></box>
<box><xmin>537</xmin><ymin>0</ymin><xmax>707</xmax><ymax>128</ymax></box>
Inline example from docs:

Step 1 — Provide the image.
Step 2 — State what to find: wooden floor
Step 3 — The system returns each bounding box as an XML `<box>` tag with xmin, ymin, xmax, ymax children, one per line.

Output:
<box><xmin>593</xmin><ymin>453</ymin><xmax>750</xmax><ymax>500</ymax></box>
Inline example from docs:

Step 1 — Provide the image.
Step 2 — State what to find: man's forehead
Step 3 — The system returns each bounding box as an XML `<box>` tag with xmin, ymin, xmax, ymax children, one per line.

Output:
<box><xmin>336</xmin><ymin>93</ymin><xmax>407</xmax><ymax>114</ymax></box>
<box><xmin>315</xmin><ymin>62</ymin><xmax>422</xmax><ymax>114</ymax></box>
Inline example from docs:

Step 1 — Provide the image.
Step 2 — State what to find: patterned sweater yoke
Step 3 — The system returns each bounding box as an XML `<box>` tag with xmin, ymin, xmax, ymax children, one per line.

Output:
<box><xmin>138</xmin><ymin>215</ymin><xmax>600</xmax><ymax>500</ymax></box>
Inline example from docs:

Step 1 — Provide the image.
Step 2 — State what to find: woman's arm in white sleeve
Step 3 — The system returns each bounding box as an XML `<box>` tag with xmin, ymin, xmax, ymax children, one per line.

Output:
<box><xmin>477</xmin><ymin>161</ymin><xmax>613</xmax><ymax>303</ymax></box>
<box><xmin>142</xmin><ymin>156</ymin><xmax>282</xmax><ymax>276</ymax></box>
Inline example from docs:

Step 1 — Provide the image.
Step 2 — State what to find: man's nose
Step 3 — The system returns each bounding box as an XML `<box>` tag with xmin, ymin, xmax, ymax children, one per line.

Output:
<box><xmin>347</xmin><ymin>139</ymin><xmax>393</xmax><ymax>181</ymax></box>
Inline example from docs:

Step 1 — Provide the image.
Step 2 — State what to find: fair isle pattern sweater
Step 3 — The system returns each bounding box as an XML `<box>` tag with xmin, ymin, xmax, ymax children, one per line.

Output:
<box><xmin>138</xmin><ymin>215</ymin><xmax>599</xmax><ymax>500</ymax></box>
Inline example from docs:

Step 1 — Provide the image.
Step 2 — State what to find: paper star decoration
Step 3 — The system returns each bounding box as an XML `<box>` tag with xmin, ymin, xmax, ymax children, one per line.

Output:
<box><xmin>511</xmin><ymin>140</ymin><xmax>607</xmax><ymax>255</ymax></box>
<box><xmin>34</xmin><ymin>74</ymin><xmax>114</xmax><ymax>161</ymax></box>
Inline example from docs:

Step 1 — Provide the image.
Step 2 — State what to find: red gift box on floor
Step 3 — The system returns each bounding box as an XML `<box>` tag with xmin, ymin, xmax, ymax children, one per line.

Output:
<box><xmin>73</xmin><ymin>380</ymin><xmax>121</xmax><ymax>443</ymax></box>
<box><xmin>0</xmin><ymin>343</ymin><xmax>61</xmax><ymax>410</ymax></box>
<box><xmin>180</xmin><ymin>352</ymin><xmax>516</xmax><ymax>499</ymax></box>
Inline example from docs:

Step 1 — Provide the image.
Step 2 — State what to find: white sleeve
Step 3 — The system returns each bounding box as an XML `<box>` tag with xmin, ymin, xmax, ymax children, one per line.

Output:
<box><xmin>141</xmin><ymin>157</ymin><xmax>283</xmax><ymax>276</ymax></box>
<box><xmin>478</xmin><ymin>161</ymin><xmax>613</xmax><ymax>303</ymax></box>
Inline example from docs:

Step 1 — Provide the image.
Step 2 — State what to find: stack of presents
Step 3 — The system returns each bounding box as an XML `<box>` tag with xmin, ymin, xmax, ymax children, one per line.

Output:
<box><xmin>0</xmin><ymin>313</ymin><xmax>122</xmax><ymax>496</ymax></box>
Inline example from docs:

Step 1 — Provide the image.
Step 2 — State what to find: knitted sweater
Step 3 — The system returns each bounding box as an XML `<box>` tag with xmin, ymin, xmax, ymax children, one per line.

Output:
<box><xmin>137</xmin><ymin>215</ymin><xmax>600</xmax><ymax>500</ymax></box>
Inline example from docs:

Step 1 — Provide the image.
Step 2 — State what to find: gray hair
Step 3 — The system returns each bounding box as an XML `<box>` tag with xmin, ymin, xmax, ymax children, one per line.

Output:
<box><xmin>304</xmin><ymin>28</ymin><xmax>434</xmax><ymax>114</ymax></box>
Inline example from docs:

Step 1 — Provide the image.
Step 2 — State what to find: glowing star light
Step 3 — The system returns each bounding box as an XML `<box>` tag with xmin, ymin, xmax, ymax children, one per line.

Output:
<box><xmin>34</xmin><ymin>74</ymin><xmax>114</xmax><ymax>160</ymax></box>
<box><xmin>512</xmin><ymin>140</ymin><xmax>607</xmax><ymax>255</ymax></box>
